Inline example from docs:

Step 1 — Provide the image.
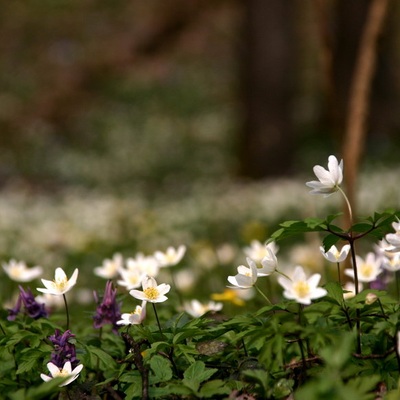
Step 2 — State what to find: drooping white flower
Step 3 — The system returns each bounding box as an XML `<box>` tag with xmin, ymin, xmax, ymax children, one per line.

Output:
<box><xmin>154</xmin><ymin>245</ymin><xmax>186</xmax><ymax>267</ymax></box>
<box><xmin>183</xmin><ymin>299</ymin><xmax>223</xmax><ymax>318</ymax></box>
<box><xmin>306</xmin><ymin>155</ymin><xmax>343</xmax><ymax>196</ymax></box>
<box><xmin>277</xmin><ymin>265</ymin><xmax>327</xmax><ymax>305</ymax></box>
<box><xmin>243</xmin><ymin>240</ymin><xmax>279</xmax><ymax>262</ymax></box>
<box><xmin>117</xmin><ymin>301</ymin><xmax>147</xmax><ymax>325</ymax></box>
<box><xmin>227</xmin><ymin>257</ymin><xmax>259</xmax><ymax>289</ymax></box>
<box><xmin>344</xmin><ymin>253</ymin><xmax>382</xmax><ymax>283</ymax></box>
<box><xmin>37</xmin><ymin>267</ymin><xmax>79</xmax><ymax>296</ymax></box>
<box><xmin>259</xmin><ymin>247</ymin><xmax>278</xmax><ymax>276</ymax></box>
<box><xmin>94</xmin><ymin>253</ymin><xmax>123</xmax><ymax>279</ymax></box>
<box><xmin>129</xmin><ymin>276</ymin><xmax>170</xmax><ymax>303</ymax></box>
<box><xmin>40</xmin><ymin>361</ymin><xmax>83</xmax><ymax>387</ymax></box>
<box><xmin>320</xmin><ymin>244</ymin><xmax>351</xmax><ymax>263</ymax></box>
<box><xmin>2</xmin><ymin>259</ymin><xmax>43</xmax><ymax>282</ymax></box>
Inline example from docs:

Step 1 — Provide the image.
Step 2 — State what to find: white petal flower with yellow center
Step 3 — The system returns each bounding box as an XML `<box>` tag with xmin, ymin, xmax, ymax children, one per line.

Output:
<box><xmin>37</xmin><ymin>267</ymin><xmax>79</xmax><ymax>296</ymax></box>
<box><xmin>129</xmin><ymin>276</ymin><xmax>170</xmax><ymax>303</ymax></box>
<box><xmin>306</xmin><ymin>155</ymin><xmax>343</xmax><ymax>197</ymax></box>
<box><xmin>320</xmin><ymin>244</ymin><xmax>351</xmax><ymax>263</ymax></box>
<box><xmin>183</xmin><ymin>299</ymin><xmax>223</xmax><ymax>318</ymax></box>
<box><xmin>40</xmin><ymin>361</ymin><xmax>83</xmax><ymax>387</ymax></box>
<box><xmin>227</xmin><ymin>257</ymin><xmax>259</xmax><ymax>289</ymax></box>
<box><xmin>117</xmin><ymin>267</ymin><xmax>145</xmax><ymax>290</ymax></box>
<box><xmin>243</xmin><ymin>240</ymin><xmax>279</xmax><ymax>263</ymax></box>
<box><xmin>117</xmin><ymin>301</ymin><xmax>147</xmax><ymax>325</ymax></box>
<box><xmin>382</xmin><ymin>253</ymin><xmax>400</xmax><ymax>272</ymax></box>
<box><xmin>2</xmin><ymin>259</ymin><xmax>43</xmax><ymax>282</ymax></box>
<box><xmin>344</xmin><ymin>253</ymin><xmax>382</xmax><ymax>283</ymax></box>
<box><xmin>94</xmin><ymin>253</ymin><xmax>123</xmax><ymax>279</ymax></box>
<box><xmin>154</xmin><ymin>245</ymin><xmax>186</xmax><ymax>267</ymax></box>
<box><xmin>278</xmin><ymin>265</ymin><xmax>327</xmax><ymax>305</ymax></box>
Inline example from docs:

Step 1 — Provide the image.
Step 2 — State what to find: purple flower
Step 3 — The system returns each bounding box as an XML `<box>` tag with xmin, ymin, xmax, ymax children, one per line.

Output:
<box><xmin>7</xmin><ymin>286</ymin><xmax>48</xmax><ymax>321</ymax></box>
<box><xmin>49</xmin><ymin>329</ymin><xmax>79</xmax><ymax>368</ymax></box>
<box><xmin>93</xmin><ymin>281</ymin><xmax>122</xmax><ymax>333</ymax></box>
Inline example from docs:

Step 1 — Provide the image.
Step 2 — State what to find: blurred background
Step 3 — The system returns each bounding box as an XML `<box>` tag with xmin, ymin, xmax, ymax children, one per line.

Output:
<box><xmin>1</xmin><ymin>0</ymin><xmax>400</xmax><ymax>302</ymax></box>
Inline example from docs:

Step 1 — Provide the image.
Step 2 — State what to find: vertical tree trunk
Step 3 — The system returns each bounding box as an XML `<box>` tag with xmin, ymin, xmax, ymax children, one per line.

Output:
<box><xmin>238</xmin><ymin>0</ymin><xmax>296</xmax><ymax>178</ymax></box>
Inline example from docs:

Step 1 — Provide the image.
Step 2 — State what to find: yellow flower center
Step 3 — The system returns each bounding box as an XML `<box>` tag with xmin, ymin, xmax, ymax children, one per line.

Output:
<box><xmin>293</xmin><ymin>281</ymin><xmax>310</xmax><ymax>298</ymax></box>
<box><xmin>58</xmin><ymin>369</ymin><xmax>70</xmax><ymax>377</ymax></box>
<box><xmin>55</xmin><ymin>277</ymin><xmax>68</xmax><ymax>291</ymax></box>
<box><xmin>360</xmin><ymin>263</ymin><xmax>373</xmax><ymax>278</ymax></box>
<box><xmin>143</xmin><ymin>287</ymin><xmax>159</xmax><ymax>300</ymax></box>
<box><xmin>334</xmin><ymin>250</ymin><xmax>341</xmax><ymax>260</ymax></box>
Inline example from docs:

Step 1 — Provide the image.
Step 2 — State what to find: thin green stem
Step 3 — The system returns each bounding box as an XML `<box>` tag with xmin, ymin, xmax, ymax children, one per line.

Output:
<box><xmin>152</xmin><ymin>303</ymin><xmax>163</xmax><ymax>334</ymax></box>
<box><xmin>0</xmin><ymin>323</ymin><xmax>6</xmax><ymax>335</ymax></box>
<box><xmin>254</xmin><ymin>284</ymin><xmax>272</xmax><ymax>305</ymax></box>
<box><xmin>338</xmin><ymin>186</ymin><xmax>353</xmax><ymax>227</ymax></box>
<box><xmin>63</xmin><ymin>294</ymin><xmax>70</xmax><ymax>331</ymax></box>
<box><xmin>396</xmin><ymin>271</ymin><xmax>400</xmax><ymax>302</ymax></box>
<box><xmin>336</xmin><ymin>262</ymin><xmax>342</xmax><ymax>286</ymax></box>
<box><xmin>349</xmin><ymin>240</ymin><xmax>361</xmax><ymax>354</ymax></box>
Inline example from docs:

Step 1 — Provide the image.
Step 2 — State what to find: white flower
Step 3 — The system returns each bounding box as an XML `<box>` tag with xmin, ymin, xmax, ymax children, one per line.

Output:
<box><xmin>243</xmin><ymin>240</ymin><xmax>279</xmax><ymax>262</ymax></box>
<box><xmin>306</xmin><ymin>155</ymin><xmax>343</xmax><ymax>196</ymax></box>
<box><xmin>320</xmin><ymin>244</ymin><xmax>350</xmax><ymax>263</ymax></box>
<box><xmin>37</xmin><ymin>267</ymin><xmax>79</xmax><ymax>296</ymax></box>
<box><xmin>183</xmin><ymin>299</ymin><xmax>223</xmax><ymax>318</ymax></box>
<box><xmin>117</xmin><ymin>301</ymin><xmax>147</xmax><ymax>325</ymax></box>
<box><xmin>259</xmin><ymin>247</ymin><xmax>278</xmax><ymax>275</ymax></box>
<box><xmin>2</xmin><ymin>259</ymin><xmax>43</xmax><ymax>282</ymax></box>
<box><xmin>129</xmin><ymin>276</ymin><xmax>170</xmax><ymax>303</ymax></box>
<box><xmin>154</xmin><ymin>245</ymin><xmax>186</xmax><ymax>267</ymax></box>
<box><xmin>40</xmin><ymin>361</ymin><xmax>83</xmax><ymax>387</ymax></box>
<box><xmin>277</xmin><ymin>265</ymin><xmax>327</xmax><ymax>305</ymax></box>
<box><xmin>227</xmin><ymin>258</ymin><xmax>259</xmax><ymax>289</ymax></box>
<box><xmin>382</xmin><ymin>253</ymin><xmax>400</xmax><ymax>272</ymax></box>
<box><xmin>344</xmin><ymin>253</ymin><xmax>382</xmax><ymax>283</ymax></box>
<box><xmin>117</xmin><ymin>267</ymin><xmax>145</xmax><ymax>290</ymax></box>
<box><xmin>94</xmin><ymin>253</ymin><xmax>123</xmax><ymax>279</ymax></box>
<box><xmin>126</xmin><ymin>255</ymin><xmax>160</xmax><ymax>277</ymax></box>
<box><xmin>343</xmin><ymin>282</ymin><xmax>363</xmax><ymax>300</ymax></box>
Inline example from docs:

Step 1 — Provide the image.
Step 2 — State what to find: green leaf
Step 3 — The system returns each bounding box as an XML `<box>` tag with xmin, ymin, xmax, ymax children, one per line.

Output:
<box><xmin>325</xmin><ymin>281</ymin><xmax>344</xmax><ymax>305</ymax></box>
<box><xmin>149</xmin><ymin>354</ymin><xmax>173</xmax><ymax>383</ymax></box>
<box><xmin>84</xmin><ymin>345</ymin><xmax>117</xmax><ymax>371</ymax></box>
<box><xmin>183</xmin><ymin>361</ymin><xmax>217</xmax><ymax>393</ymax></box>
<box><xmin>322</xmin><ymin>233</ymin><xmax>341</xmax><ymax>251</ymax></box>
<box><xmin>16</xmin><ymin>349</ymin><xmax>44</xmax><ymax>375</ymax></box>
<box><xmin>198</xmin><ymin>379</ymin><xmax>231</xmax><ymax>398</ymax></box>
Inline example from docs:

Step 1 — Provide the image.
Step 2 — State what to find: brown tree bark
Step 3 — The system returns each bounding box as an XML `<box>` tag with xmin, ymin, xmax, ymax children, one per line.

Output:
<box><xmin>238</xmin><ymin>0</ymin><xmax>296</xmax><ymax>178</ymax></box>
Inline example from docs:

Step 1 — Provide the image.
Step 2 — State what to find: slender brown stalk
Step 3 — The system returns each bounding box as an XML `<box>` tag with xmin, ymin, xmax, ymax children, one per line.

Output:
<box><xmin>342</xmin><ymin>0</ymin><xmax>389</xmax><ymax>224</ymax></box>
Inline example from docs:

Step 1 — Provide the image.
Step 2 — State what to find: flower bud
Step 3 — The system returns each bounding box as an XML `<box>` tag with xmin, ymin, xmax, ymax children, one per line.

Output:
<box><xmin>365</xmin><ymin>292</ymin><xmax>378</xmax><ymax>305</ymax></box>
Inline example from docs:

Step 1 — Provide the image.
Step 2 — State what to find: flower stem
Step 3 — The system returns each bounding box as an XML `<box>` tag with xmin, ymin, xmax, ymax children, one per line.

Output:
<box><xmin>348</xmin><ymin>240</ymin><xmax>361</xmax><ymax>354</ymax></box>
<box><xmin>63</xmin><ymin>294</ymin><xmax>70</xmax><ymax>331</ymax></box>
<box><xmin>0</xmin><ymin>323</ymin><xmax>6</xmax><ymax>335</ymax></box>
<box><xmin>254</xmin><ymin>284</ymin><xmax>272</xmax><ymax>305</ymax></box>
<box><xmin>152</xmin><ymin>303</ymin><xmax>163</xmax><ymax>334</ymax></box>
<box><xmin>336</xmin><ymin>262</ymin><xmax>342</xmax><ymax>286</ymax></box>
<box><xmin>338</xmin><ymin>186</ymin><xmax>353</xmax><ymax>227</ymax></box>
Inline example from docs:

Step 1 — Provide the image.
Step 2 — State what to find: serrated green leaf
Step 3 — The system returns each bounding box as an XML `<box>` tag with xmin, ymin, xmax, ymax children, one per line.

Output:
<box><xmin>183</xmin><ymin>361</ymin><xmax>217</xmax><ymax>393</ymax></box>
<box><xmin>198</xmin><ymin>379</ymin><xmax>231</xmax><ymax>398</ymax></box>
<box><xmin>150</xmin><ymin>354</ymin><xmax>173</xmax><ymax>383</ymax></box>
<box><xmin>84</xmin><ymin>345</ymin><xmax>117</xmax><ymax>371</ymax></box>
<box><xmin>325</xmin><ymin>281</ymin><xmax>344</xmax><ymax>305</ymax></box>
<box><xmin>16</xmin><ymin>349</ymin><xmax>44</xmax><ymax>375</ymax></box>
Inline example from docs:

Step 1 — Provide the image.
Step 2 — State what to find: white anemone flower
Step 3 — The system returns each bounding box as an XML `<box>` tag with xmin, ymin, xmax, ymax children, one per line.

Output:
<box><xmin>154</xmin><ymin>245</ymin><xmax>186</xmax><ymax>267</ymax></box>
<box><xmin>227</xmin><ymin>257</ymin><xmax>259</xmax><ymax>289</ymax></box>
<box><xmin>40</xmin><ymin>361</ymin><xmax>83</xmax><ymax>387</ymax></box>
<box><xmin>37</xmin><ymin>267</ymin><xmax>79</xmax><ymax>296</ymax></box>
<box><xmin>117</xmin><ymin>301</ymin><xmax>147</xmax><ymax>325</ymax></box>
<box><xmin>344</xmin><ymin>253</ymin><xmax>382</xmax><ymax>283</ymax></box>
<box><xmin>259</xmin><ymin>248</ymin><xmax>278</xmax><ymax>276</ymax></box>
<box><xmin>2</xmin><ymin>259</ymin><xmax>43</xmax><ymax>282</ymax></box>
<box><xmin>129</xmin><ymin>276</ymin><xmax>170</xmax><ymax>303</ymax></box>
<box><xmin>243</xmin><ymin>240</ymin><xmax>279</xmax><ymax>262</ymax></box>
<box><xmin>277</xmin><ymin>265</ymin><xmax>327</xmax><ymax>305</ymax></box>
<box><xmin>320</xmin><ymin>244</ymin><xmax>351</xmax><ymax>263</ymax></box>
<box><xmin>127</xmin><ymin>256</ymin><xmax>160</xmax><ymax>277</ymax></box>
<box><xmin>117</xmin><ymin>267</ymin><xmax>145</xmax><ymax>290</ymax></box>
<box><xmin>306</xmin><ymin>155</ymin><xmax>343</xmax><ymax>196</ymax></box>
<box><xmin>94</xmin><ymin>253</ymin><xmax>123</xmax><ymax>279</ymax></box>
<box><xmin>183</xmin><ymin>299</ymin><xmax>223</xmax><ymax>318</ymax></box>
<box><xmin>382</xmin><ymin>253</ymin><xmax>400</xmax><ymax>272</ymax></box>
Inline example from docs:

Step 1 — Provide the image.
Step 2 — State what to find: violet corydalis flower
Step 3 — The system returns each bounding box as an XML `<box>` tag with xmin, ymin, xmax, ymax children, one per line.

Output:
<box><xmin>7</xmin><ymin>286</ymin><xmax>48</xmax><ymax>321</ymax></box>
<box><xmin>93</xmin><ymin>280</ymin><xmax>122</xmax><ymax>333</ymax></box>
<box><xmin>49</xmin><ymin>329</ymin><xmax>79</xmax><ymax>369</ymax></box>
